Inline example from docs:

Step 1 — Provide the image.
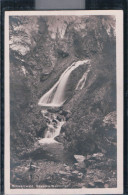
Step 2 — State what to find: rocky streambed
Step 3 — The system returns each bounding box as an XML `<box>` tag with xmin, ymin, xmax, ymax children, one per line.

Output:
<box><xmin>10</xmin><ymin>138</ymin><xmax>117</xmax><ymax>189</ymax></box>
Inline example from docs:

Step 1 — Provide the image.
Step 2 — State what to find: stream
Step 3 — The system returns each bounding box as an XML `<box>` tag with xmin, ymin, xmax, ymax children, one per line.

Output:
<box><xmin>39</xmin><ymin>109</ymin><xmax>65</xmax><ymax>144</ymax></box>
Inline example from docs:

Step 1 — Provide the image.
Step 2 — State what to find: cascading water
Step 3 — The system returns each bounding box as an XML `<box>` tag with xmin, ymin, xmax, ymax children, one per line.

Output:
<box><xmin>76</xmin><ymin>67</ymin><xmax>90</xmax><ymax>90</ymax></box>
<box><xmin>38</xmin><ymin>59</ymin><xmax>90</xmax><ymax>107</ymax></box>
<box><xmin>39</xmin><ymin>109</ymin><xmax>65</xmax><ymax>144</ymax></box>
<box><xmin>38</xmin><ymin>59</ymin><xmax>90</xmax><ymax>144</ymax></box>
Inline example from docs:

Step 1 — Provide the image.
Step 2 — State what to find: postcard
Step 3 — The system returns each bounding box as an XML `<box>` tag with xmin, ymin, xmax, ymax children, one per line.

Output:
<box><xmin>4</xmin><ymin>10</ymin><xmax>123</xmax><ymax>194</ymax></box>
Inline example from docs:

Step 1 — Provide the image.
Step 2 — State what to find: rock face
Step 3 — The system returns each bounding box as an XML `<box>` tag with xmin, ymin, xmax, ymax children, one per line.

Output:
<box><xmin>9</xmin><ymin>15</ymin><xmax>116</xmax><ymax>162</ymax></box>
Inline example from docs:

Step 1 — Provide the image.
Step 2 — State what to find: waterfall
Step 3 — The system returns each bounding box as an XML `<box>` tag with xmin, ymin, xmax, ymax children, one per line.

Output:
<box><xmin>38</xmin><ymin>59</ymin><xmax>90</xmax><ymax>107</ymax></box>
<box><xmin>38</xmin><ymin>59</ymin><xmax>90</xmax><ymax>144</ymax></box>
<box><xmin>39</xmin><ymin>109</ymin><xmax>65</xmax><ymax>144</ymax></box>
<box><xmin>75</xmin><ymin>67</ymin><xmax>90</xmax><ymax>90</ymax></box>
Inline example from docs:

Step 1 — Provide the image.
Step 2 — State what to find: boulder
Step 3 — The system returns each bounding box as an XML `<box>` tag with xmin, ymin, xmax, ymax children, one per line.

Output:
<box><xmin>54</xmin><ymin>135</ymin><xmax>64</xmax><ymax>143</ymax></box>
<box><xmin>74</xmin><ymin>155</ymin><xmax>85</xmax><ymax>163</ymax></box>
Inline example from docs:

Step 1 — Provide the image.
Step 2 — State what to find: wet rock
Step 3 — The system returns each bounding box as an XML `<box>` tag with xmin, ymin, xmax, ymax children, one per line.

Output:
<box><xmin>54</xmin><ymin>135</ymin><xmax>64</xmax><ymax>143</ymax></box>
<box><xmin>60</xmin><ymin>124</ymin><xmax>66</xmax><ymax>133</ymax></box>
<box><xmin>56</xmin><ymin>115</ymin><xmax>62</xmax><ymax>122</ymax></box>
<box><xmin>52</xmin><ymin>119</ymin><xmax>57</xmax><ymax>124</ymax></box>
<box><xmin>59</xmin><ymin>110</ymin><xmax>71</xmax><ymax>117</ymax></box>
<box><xmin>45</xmin><ymin>118</ymin><xmax>50</xmax><ymax>124</ymax></box>
<box><xmin>65</xmin><ymin>114</ymin><xmax>71</xmax><ymax>121</ymax></box>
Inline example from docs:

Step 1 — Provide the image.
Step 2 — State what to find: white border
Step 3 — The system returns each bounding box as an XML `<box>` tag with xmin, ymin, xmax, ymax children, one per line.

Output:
<box><xmin>4</xmin><ymin>10</ymin><xmax>123</xmax><ymax>195</ymax></box>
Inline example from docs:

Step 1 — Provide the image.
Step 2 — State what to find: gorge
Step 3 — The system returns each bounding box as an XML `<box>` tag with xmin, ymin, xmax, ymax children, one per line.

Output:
<box><xmin>9</xmin><ymin>15</ymin><xmax>117</xmax><ymax>188</ymax></box>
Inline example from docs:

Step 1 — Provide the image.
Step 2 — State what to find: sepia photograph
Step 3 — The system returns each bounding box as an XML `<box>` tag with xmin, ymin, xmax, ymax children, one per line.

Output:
<box><xmin>4</xmin><ymin>10</ymin><xmax>123</xmax><ymax>194</ymax></box>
